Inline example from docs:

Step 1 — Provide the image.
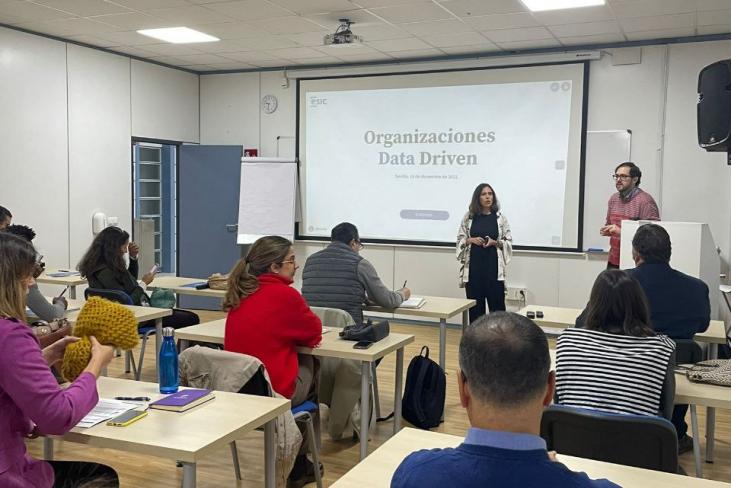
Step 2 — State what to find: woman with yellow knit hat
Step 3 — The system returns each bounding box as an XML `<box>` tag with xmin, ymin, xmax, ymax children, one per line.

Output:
<box><xmin>0</xmin><ymin>232</ymin><xmax>117</xmax><ymax>487</ymax></box>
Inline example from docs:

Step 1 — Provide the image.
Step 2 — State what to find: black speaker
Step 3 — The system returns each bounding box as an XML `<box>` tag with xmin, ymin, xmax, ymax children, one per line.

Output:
<box><xmin>698</xmin><ymin>59</ymin><xmax>731</xmax><ymax>152</ymax></box>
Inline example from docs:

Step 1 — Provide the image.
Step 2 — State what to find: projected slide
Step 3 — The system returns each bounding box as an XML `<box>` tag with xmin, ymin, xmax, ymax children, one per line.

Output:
<box><xmin>298</xmin><ymin>63</ymin><xmax>586</xmax><ymax>249</ymax></box>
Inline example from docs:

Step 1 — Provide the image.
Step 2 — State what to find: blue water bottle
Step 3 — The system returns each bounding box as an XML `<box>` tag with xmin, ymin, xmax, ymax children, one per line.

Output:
<box><xmin>158</xmin><ymin>327</ymin><xmax>179</xmax><ymax>394</ymax></box>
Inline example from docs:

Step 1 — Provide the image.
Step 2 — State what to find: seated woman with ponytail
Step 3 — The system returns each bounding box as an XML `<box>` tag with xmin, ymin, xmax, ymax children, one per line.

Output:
<box><xmin>223</xmin><ymin>236</ymin><xmax>322</xmax><ymax>487</ymax></box>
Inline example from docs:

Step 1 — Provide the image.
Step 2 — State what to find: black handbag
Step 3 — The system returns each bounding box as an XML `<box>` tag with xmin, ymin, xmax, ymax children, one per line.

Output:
<box><xmin>339</xmin><ymin>319</ymin><xmax>390</xmax><ymax>343</ymax></box>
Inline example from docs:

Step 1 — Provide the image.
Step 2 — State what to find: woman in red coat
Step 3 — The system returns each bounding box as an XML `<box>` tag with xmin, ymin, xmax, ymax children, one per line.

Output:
<box><xmin>223</xmin><ymin>235</ymin><xmax>322</xmax><ymax>487</ymax></box>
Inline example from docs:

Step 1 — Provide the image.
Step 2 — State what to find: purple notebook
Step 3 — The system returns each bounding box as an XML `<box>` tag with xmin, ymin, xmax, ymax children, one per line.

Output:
<box><xmin>149</xmin><ymin>389</ymin><xmax>215</xmax><ymax>412</ymax></box>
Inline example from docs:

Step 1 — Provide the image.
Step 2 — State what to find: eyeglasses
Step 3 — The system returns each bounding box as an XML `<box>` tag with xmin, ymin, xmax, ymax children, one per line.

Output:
<box><xmin>355</xmin><ymin>241</ymin><xmax>364</xmax><ymax>251</ymax></box>
<box><xmin>279</xmin><ymin>257</ymin><xmax>297</xmax><ymax>265</ymax></box>
<box><xmin>611</xmin><ymin>174</ymin><xmax>633</xmax><ymax>181</ymax></box>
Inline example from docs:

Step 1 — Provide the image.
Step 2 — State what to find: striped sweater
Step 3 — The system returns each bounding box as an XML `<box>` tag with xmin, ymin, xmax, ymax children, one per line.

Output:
<box><xmin>555</xmin><ymin>328</ymin><xmax>675</xmax><ymax>416</ymax></box>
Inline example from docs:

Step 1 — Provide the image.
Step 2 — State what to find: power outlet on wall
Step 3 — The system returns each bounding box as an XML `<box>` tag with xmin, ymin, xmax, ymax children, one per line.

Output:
<box><xmin>505</xmin><ymin>286</ymin><xmax>527</xmax><ymax>301</ymax></box>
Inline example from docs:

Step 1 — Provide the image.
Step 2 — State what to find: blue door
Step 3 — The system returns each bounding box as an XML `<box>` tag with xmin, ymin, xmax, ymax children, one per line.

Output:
<box><xmin>178</xmin><ymin>145</ymin><xmax>243</xmax><ymax>310</ymax></box>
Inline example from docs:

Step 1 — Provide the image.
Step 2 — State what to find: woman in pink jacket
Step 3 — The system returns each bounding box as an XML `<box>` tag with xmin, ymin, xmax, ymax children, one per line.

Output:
<box><xmin>0</xmin><ymin>233</ymin><xmax>116</xmax><ymax>487</ymax></box>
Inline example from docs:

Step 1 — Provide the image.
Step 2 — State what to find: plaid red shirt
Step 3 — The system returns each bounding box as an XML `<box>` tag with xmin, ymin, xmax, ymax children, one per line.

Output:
<box><xmin>606</xmin><ymin>188</ymin><xmax>660</xmax><ymax>266</ymax></box>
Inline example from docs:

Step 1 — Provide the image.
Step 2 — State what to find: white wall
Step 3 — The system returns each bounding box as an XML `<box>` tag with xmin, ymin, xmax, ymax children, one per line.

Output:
<box><xmin>0</xmin><ymin>26</ymin><xmax>200</xmax><ymax>279</ymax></box>
<box><xmin>201</xmin><ymin>41</ymin><xmax>731</xmax><ymax>317</ymax></box>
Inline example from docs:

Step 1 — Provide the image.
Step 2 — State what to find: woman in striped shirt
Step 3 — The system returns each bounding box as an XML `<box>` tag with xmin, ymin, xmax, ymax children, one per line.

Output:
<box><xmin>556</xmin><ymin>269</ymin><xmax>676</xmax><ymax>417</ymax></box>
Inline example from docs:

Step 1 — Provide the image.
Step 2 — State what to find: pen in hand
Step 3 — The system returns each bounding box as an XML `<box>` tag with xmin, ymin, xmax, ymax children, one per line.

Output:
<box><xmin>57</xmin><ymin>287</ymin><xmax>68</xmax><ymax>298</ymax></box>
<box><xmin>402</xmin><ymin>280</ymin><xmax>408</xmax><ymax>289</ymax></box>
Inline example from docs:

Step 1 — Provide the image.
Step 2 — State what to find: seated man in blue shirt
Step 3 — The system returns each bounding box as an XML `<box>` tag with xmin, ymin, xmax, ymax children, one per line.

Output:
<box><xmin>391</xmin><ymin>312</ymin><xmax>618</xmax><ymax>488</ymax></box>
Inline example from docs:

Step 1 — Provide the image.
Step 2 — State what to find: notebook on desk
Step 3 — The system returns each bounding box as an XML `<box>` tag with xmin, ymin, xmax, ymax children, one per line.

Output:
<box><xmin>400</xmin><ymin>296</ymin><xmax>426</xmax><ymax>309</ymax></box>
<box><xmin>149</xmin><ymin>389</ymin><xmax>215</xmax><ymax>412</ymax></box>
<box><xmin>47</xmin><ymin>271</ymin><xmax>81</xmax><ymax>278</ymax></box>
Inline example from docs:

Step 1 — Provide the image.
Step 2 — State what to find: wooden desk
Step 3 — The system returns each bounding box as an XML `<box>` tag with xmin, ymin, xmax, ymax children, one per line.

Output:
<box><xmin>67</xmin><ymin>304</ymin><xmax>172</xmax><ymax>376</ymax></box>
<box><xmin>36</xmin><ymin>269</ymin><xmax>87</xmax><ymax>299</ymax></box>
<box><xmin>43</xmin><ymin>377</ymin><xmax>289</xmax><ymax>488</ymax></box>
<box><xmin>365</xmin><ymin>296</ymin><xmax>474</xmax><ymax>371</ymax></box>
<box><xmin>332</xmin><ymin>427</ymin><xmax>731</xmax><ymax>487</ymax></box>
<box><xmin>176</xmin><ymin>319</ymin><xmax>415</xmax><ymax>460</ymax></box>
<box><xmin>519</xmin><ymin>305</ymin><xmax>727</xmax><ymax>347</ymax></box>
<box><xmin>147</xmin><ymin>276</ymin><xmax>226</xmax><ymax>299</ymax></box>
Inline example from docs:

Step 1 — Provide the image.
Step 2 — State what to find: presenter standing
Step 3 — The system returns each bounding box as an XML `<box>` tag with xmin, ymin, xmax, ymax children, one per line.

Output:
<box><xmin>601</xmin><ymin>162</ymin><xmax>659</xmax><ymax>269</ymax></box>
<box><xmin>457</xmin><ymin>183</ymin><xmax>512</xmax><ymax>323</ymax></box>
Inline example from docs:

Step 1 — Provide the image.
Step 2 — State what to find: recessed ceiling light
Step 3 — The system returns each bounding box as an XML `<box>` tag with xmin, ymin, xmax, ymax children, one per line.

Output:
<box><xmin>137</xmin><ymin>27</ymin><xmax>219</xmax><ymax>44</ymax></box>
<box><xmin>520</xmin><ymin>0</ymin><xmax>605</xmax><ymax>12</ymax></box>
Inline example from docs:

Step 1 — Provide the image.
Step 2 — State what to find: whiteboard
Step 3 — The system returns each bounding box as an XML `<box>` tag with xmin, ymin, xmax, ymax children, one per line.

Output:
<box><xmin>583</xmin><ymin>130</ymin><xmax>632</xmax><ymax>251</ymax></box>
<box><xmin>237</xmin><ymin>157</ymin><xmax>297</xmax><ymax>244</ymax></box>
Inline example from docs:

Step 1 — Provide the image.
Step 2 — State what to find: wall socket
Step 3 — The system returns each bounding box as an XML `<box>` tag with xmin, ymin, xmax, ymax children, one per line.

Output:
<box><xmin>505</xmin><ymin>286</ymin><xmax>527</xmax><ymax>301</ymax></box>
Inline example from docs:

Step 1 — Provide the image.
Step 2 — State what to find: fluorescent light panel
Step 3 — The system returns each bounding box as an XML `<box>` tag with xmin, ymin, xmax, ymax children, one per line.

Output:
<box><xmin>137</xmin><ymin>27</ymin><xmax>219</xmax><ymax>44</ymax></box>
<box><xmin>520</xmin><ymin>0</ymin><xmax>605</xmax><ymax>11</ymax></box>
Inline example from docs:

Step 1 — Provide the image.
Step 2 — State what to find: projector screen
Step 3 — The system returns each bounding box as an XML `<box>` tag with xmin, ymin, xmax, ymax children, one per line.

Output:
<box><xmin>297</xmin><ymin>62</ymin><xmax>588</xmax><ymax>250</ymax></box>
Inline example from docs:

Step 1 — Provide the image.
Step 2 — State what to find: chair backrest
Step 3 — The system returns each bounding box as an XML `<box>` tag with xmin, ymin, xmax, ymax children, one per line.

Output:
<box><xmin>310</xmin><ymin>306</ymin><xmax>354</xmax><ymax>328</ymax></box>
<box><xmin>540</xmin><ymin>405</ymin><xmax>678</xmax><ymax>473</ymax></box>
<box><xmin>673</xmin><ymin>339</ymin><xmax>703</xmax><ymax>364</ymax></box>
<box><xmin>85</xmin><ymin>288</ymin><xmax>133</xmax><ymax>305</ymax></box>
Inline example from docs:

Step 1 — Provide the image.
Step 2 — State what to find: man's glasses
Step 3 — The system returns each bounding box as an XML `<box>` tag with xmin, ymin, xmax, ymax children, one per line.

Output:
<box><xmin>355</xmin><ymin>241</ymin><xmax>364</xmax><ymax>251</ymax></box>
<box><xmin>611</xmin><ymin>174</ymin><xmax>633</xmax><ymax>181</ymax></box>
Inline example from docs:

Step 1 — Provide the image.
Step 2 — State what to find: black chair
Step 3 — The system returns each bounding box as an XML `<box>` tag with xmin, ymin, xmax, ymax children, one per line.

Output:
<box><xmin>673</xmin><ymin>339</ymin><xmax>703</xmax><ymax>364</ymax></box>
<box><xmin>84</xmin><ymin>288</ymin><xmax>155</xmax><ymax>381</ymax></box>
<box><xmin>541</xmin><ymin>404</ymin><xmax>679</xmax><ymax>473</ymax></box>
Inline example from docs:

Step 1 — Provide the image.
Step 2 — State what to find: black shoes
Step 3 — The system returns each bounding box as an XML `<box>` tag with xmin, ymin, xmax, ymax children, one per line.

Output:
<box><xmin>678</xmin><ymin>435</ymin><xmax>694</xmax><ymax>454</ymax></box>
<box><xmin>287</xmin><ymin>456</ymin><xmax>323</xmax><ymax>488</ymax></box>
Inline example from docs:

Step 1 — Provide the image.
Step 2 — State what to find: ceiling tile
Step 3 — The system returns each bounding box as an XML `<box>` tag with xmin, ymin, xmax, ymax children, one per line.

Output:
<box><xmin>267</xmin><ymin>0</ymin><xmax>358</xmax><ymax>15</ymax></box>
<box><xmin>34</xmin><ymin>0</ymin><xmax>131</xmax><ymax>17</ymax></box>
<box><xmin>548</xmin><ymin>20</ymin><xmax>621</xmax><ymax>37</ymax></box>
<box><xmin>421</xmin><ymin>31</ymin><xmax>488</xmax><ymax>47</ymax></box>
<box><xmin>142</xmin><ymin>43</ymin><xmax>205</xmax><ymax>56</ymax></box>
<box><xmin>249</xmin><ymin>58</ymin><xmax>290</xmax><ymax>67</ymax></box>
<box><xmin>439</xmin><ymin>0</ymin><xmax>527</xmax><ymax>17</ymax></box>
<box><xmin>609</xmin><ymin>0</ymin><xmax>695</xmax><ymax>18</ymax></box>
<box><xmin>463</xmin><ymin>12</ymin><xmax>540</xmax><ymax>30</ymax></box>
<box><xmin>173</xmin><ymin>53</ymin><xmax>237</xmax><ymax>64</ymax></box>
<box><xmin>558</xmin><ymin>32</ymin><xmax>625</xmax><ymax>45</ymax></box>
<box><xmin>148</xmin><ymin>54</ymin><xmax>192</xmax><ymax>65</ymax></box>
<box><xmin>388</xmin><ymin>47</ymin><xmax>445</xmax><ymax>58</ymax></box>
<box><xmin>367</xmin><ymin>36</ymin><xmax>434</xmax><ymax>52</ymax></box>
<box><xmin>348</xmin><ymin>0</ymin><xmax>425</xmax><ymax>7</ymax></box>
<box><xmin>624</xmin><ymin>27</ymin><xmax>696</xmax><ymax>41</ymax></box>
<box><xmin>108</xmin><ymin>45</ymin><xmax>162</xmax><ymax>57</ymax></box>
<box><xmin>221</xmin><ymin>50</ymin><xmax>287</xmax><ymax>62</ymax></box>
<box><xmin>619</xmin><ymin>13</ymin><xmax>695</xmax><ymax>32</ymax></box>
<box><xmin>332</xmin><ymin>52</ymin><xmax>396</xmax><ymax>62</ymax></box>
<box><xmin>697</xmin><ymin>25</ymin><xmax>731</xmax><ymax>35</ymax></box>
<box><xmin>204</xmin><ymin>1</ymin><xmax>293</xmax><ymax>21</ymax></box>
<box><xmin>285</xmin><ymin>31</ymin><xmax>330</xmax><ymax>46</ymax></box>
<box><xmin>194</xmin><ymin>22</ymin><xmax>270</xmax><ymax>39</ymax></box>
<box><xmin>439</xmin><ymin>42</ymin><xmax>500</xmax><ymax>54</ymax></box>
<box><xmin>370</xmin><ymin>3</ymin><xmax>455</xmax><ymax>24</ymax></box>
<box><xmin>350</xmin><ymin>25</ymin><xmax>410</xmax><ymax>43</ymax></box>
<box><xmin>114</xmin><ymin>0</ymin><xmax>189</xmax><ymax>9</ymax></box>
<box><xmin>90</xmin><ymin>12</ymin><xmax>171</xmax><ymax>31</ymax></box>
<box><xmin>400</xmin><ymin>19</ymin><xmax>474</xmax><ymax>36</ymax></box>
<box><xmin>94</xmin><ymin>30</ymin><xmax>165</xmax><ymax>45</ymax></box>
<box><xmin>191</xmin><ymin>38</ymin><xmax>265</xmax><ymax>52</ymax></box>
<box><xmin>0</xmin><ymin>1</ymin><xmax>76</xmax><ymax>22</ymax></box>
<box><xmin>266</xmin><ymin>46</ymin><xmax>331</xmax><ymax>58</ymax></box>
<box><xmin>233</xmin><ymin>35</ymin><xmax>299</xmax><ymax>49</ymax></box>
<box><xmin>24</xmin><ymin>17</ymin><xmax>118</xmax><ymax>36</ymax></box>
<box><xmin>66</xmin><ymin>33</ymin><xmax>120</xmax><ymax>47</ymax></box>
<box><xmin>530</xmin><ymin>5</ymin><xmax>614</xmax><ymax>25</ymax></box>
<box><xmin>291</xmin><ymin>55</ymin><xmax>341</xmax><ymax>65</ymax></box>
<box><xmin>144</xmin><ymin>6</ymin><xmax>233</xmax><ymax>25</ymax></box>
<box><xmin>203</xmin><ymin>61</ymin><xmax>259</xmax><ymax>70</ymax></box>
<box><xmin>255</xmin><ymin>16</ymin><xmax>327</xmax><ymax>35</ymax></box>
<box><xmin>496</xmin><ymin>38</ymin><xmax>562</xmax><ymax>50</ymax></box>
<box><xmin>697</xmin><ymin>9</ymin><xmax>731</xmax><ymax>27</ymax></box>
<box><xmin>483</xmin><ymin>26</ymin><xmax>554</xmax><ymax>43</ymax></box>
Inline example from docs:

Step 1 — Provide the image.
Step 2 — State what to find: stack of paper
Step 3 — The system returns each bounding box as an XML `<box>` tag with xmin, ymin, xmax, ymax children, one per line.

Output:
<box><xmin>400</xmin><ymin>296</ymin><xmax>426</xmax><ymax>309</ymax></box>
<box><xmin>76</xmin><ymin>399</ymin><xmax>136</xmax><ymax>428</ymax></box>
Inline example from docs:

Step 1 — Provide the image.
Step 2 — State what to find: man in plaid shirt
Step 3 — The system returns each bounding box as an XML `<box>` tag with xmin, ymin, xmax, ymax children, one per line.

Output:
<box><xmin>600</xmin><ymin>162</ymin><xmax>659</xmax><ymax>268</ymax></box>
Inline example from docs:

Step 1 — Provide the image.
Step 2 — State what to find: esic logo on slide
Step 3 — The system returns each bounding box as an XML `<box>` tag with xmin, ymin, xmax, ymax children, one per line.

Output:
<box><xmin>309</xmin><ymin>97</ymin><xmax>327</xmax><ymax>107</ymax></box>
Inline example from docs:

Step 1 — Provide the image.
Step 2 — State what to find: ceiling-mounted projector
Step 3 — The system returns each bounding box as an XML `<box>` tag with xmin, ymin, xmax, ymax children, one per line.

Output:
<box><xmin>323</xmin><ymin>19</ymin><xmax>363</xmax><ymax>47</ymax></box>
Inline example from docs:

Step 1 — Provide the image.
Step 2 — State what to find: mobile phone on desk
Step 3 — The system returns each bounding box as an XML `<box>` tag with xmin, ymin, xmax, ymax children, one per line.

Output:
<box><xmin>353</xmin><ymin>341</ymin><xmax>373</xmax><ymax>349</ymax></box>
<box><xmin>107</xmin><ymin>409</ymin><xmax>148</xmax><ymax>427</ymax></box>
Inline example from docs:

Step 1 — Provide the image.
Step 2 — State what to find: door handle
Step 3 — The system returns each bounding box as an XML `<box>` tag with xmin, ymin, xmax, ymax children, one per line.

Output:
<box><xmin>226</xmin><ymin>224</ymin><xmax>238</xmax><ymax>233</ymax></box>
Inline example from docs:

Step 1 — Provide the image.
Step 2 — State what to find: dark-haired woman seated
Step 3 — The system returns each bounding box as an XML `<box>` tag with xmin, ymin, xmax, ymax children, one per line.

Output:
<box><xmin>78</xmin><ymin>226</ymin><xmax>198</xmax><ymax>329</ymax></box>
<box><xmin>556</xmin><ymin>269</ymin><xmax>676</xmax><ymax>418</ymax></box>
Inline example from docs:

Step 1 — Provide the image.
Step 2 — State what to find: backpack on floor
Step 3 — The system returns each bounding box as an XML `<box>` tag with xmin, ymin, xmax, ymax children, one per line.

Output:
<box><xmin>402</xmin><ymin>346</ymin><xmax>445</xmax><ymax>429</ymax></box>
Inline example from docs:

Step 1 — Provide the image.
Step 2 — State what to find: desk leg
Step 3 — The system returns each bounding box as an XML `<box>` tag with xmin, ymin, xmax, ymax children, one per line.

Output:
<box><xmin>264</xmin><ymin>419</ymin><xmax>275</xmax><ymax>488</ymax></box>
<box><xmin>181</xmin><ymin>462</ymin><xmax>196</xmax><ymax>488</ymax></box>
<box><xmin>155</xmin><ymin>318</ymin><xmax>163</xmax><ymax>377</ymax></box>
<box><xmin>690</xmin><ymin>405</ymin><xmax>703</xmax><ymax>478</ymax></box>
<box><xmin>43</xmin><ymin>438</ymin><xmax>54</xmax><ymax>461</ymax></box>
<box><xmin>360</xmin><ymin>361</ymin><xmax>370</xmax><ymax>460</ymax></box>
<box><xmin>394</xmin><ymin>348</ymin><xmax>404</xmax><ymax>435</ymax></box>
<box><xmin>178</xmin><ymin>339</ymin><xmax>190</xmax><ymax>351</ymax></box>
<box><xmin>439</xmin><ymin>318</ymin><xmax>447</xmax><ymax>371</ymax></box>
<box><xmin>462</xmin><ymin>310</ymin><xmax>469</xmax><ymax>332</ymax></box>
<box><xmin>69</xmin><ymin>286</ymin><xmax>77</xmax><ymax>300</ymax></box>
<box><xmin>706</xmin><ymin>343</ymin><xmax>718</xmax><ymax>463</ymax></box>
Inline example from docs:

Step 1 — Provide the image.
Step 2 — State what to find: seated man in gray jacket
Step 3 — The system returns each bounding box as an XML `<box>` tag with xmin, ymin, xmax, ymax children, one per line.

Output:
<box><xmin>302</xmin><ymin>222</ymin><xmax>410</xmax><ymax>323</ymax></box>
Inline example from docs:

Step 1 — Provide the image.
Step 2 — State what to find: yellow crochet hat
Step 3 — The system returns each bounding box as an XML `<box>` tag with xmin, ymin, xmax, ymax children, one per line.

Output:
<box><xmin>62</xmin><ymin>297</ymin><xmax>139</xmax><ymax>381</ymax></box>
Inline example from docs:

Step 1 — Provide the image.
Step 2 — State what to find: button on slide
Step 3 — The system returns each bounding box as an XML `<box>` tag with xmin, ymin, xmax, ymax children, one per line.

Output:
<box><xmin>400</xmin><ymin>210</ymin><xmax>449</xmax><ymax>220</ymax></box>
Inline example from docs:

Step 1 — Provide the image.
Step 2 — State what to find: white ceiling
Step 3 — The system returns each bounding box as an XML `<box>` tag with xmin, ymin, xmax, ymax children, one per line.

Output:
<box><xmin>1</xmin><ymin>0</ymin><xmax>731</xmax><ymax>72</ymax></box>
